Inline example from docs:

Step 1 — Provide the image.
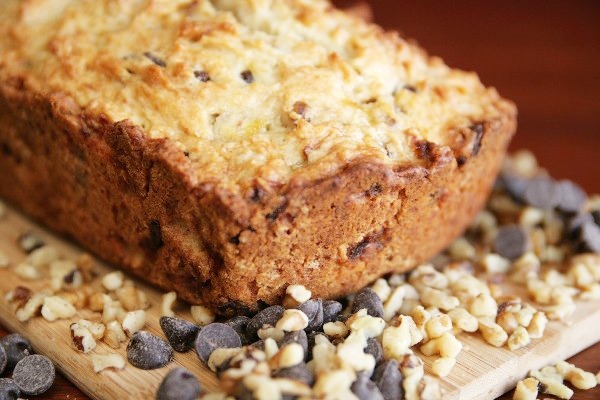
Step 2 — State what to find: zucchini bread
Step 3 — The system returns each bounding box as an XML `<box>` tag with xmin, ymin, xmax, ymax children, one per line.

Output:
<box><xmin>0</xmin><ymin>0</ymin><xmax>516</xmax><ymax>314</ymax></box>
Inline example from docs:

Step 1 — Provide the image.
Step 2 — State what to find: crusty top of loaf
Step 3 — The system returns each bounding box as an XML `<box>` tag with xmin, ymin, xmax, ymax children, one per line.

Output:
<box><xmin>0</xmin><ymin>0</ymin><xmax>510</xmax><ymax>191</ymax></box>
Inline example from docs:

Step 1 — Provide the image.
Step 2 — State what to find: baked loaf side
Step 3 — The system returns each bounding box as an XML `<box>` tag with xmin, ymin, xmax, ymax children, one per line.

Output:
<box><xmin>0</xmin><ymin>0</ymin><xmax>516</xmax><ymax>313</ymax></box>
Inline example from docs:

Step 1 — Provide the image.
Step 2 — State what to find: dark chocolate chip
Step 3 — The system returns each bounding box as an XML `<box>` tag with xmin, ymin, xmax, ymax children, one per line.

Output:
<box><xmin>297</xmin><ymin>299</ymin><xmax>323</xmax><ymax>332</ymax></box>
<box><xmin>0</xmin><ymin>378</ymin><xmax>20</xmax><ymax>400</ymax></box>
<box><xmin>456</xmin><ymin>155</ymin><xmax>468</xmax><ymax>167</ymax></box>
<box><xmin>351</xmin><ymin>288</ymin><xmax>384</xmax><ymax>318</ymax></box>
<box><xmin>0</xmin><ymin>345</ymin><xmax>6</xmax><ymax>375</ymax></box>
<box><xmin>523</xmin><ymin>176</ymin><xmax>561</xmax><ymax>209</ymax></box>
<box><xmin>501</xmin><ymin>173</ymin><xmax>529</xmax><ymax>202</ymax></box>
<box><xmin>273</xmin><ymin>362</ymin><xmax>314</xmax><ymax>386</ymax></box>
<box><xmin>566</xmin><ymin>213</ymin><xmax>594</xmax><ymax>238</ymax></box>
<box><xmin>195</xmin><ymin>323</ymin><xmax>241</xmax><ymax>363</ymax></box>
<box><xmin>159</xmin><ymin>316</ymin><xmax>200</xmax><ymax>353</ymax></box>
<box><xmin>0</xmin><ymin>334</ymin><xmax>33</xmax><ymax>370</ymax></box>
<box><xmin>280</xmin><ymin>330</ymin><xmax>308</xmax><ymax>358</ymax></box>
<box><xmin>228</xmin><ymin>234</ymin><xmax>241</xmax><ymax>245</ymax></box>
<box><xmin>148</xmin><ymin>220</ymin><xmax>164</xmax><ymax>251</ymax></box>
<box><xmin>193</xmin><ymin>70</ymin><xmax>210</xmax><ymax>82</ymax></box>
<box><xmin>266</xmin><ymin>203</ymin><xmax>287</xmax><ymax>222</ymax></box>
<box><xmin>494</xmin><ymin>225</ymin><xmax>531</xmax><ymax>260</ymax></box>
<box><xmin>17</xmin><ymin>232</ymin><xmax>45</xmax><ymax>254</ymax></box>
<box><xmin>322</xmin><ymin>300</ymin><xmax>343</xmax><ymax>324</ymax></box>
<box><xmin>556</xmin><ymin>180</ymin><xmax>587</xmax><ymax>214</ymax></box>
<box><xmin>365</xmin><ymin>338</ymin><xmax>383</xmax><ymax>366</ymax></box>
<box><xmin>216</xmin><ymin>301</ymin><xmax>254</xmax><ymax>319</ymax></box>
<box><xmin>250</xmin><ymin>187</ymin><xmax>265</xmax><ymax>202</ymax></box>
<box><xmin>127</xmin><ymin>331</ymin><xmax>173</xmax><ymax>370</ymax></box>
<box><xmin>367</xmin><ymin>183</ymin><xmax>383</xmax><ymax>198</ymax></box>
<box><xmin>592</xmin><ymin>210</ymin><xmax>600</xmax><ymax>226</ymax></box>
<box><xmin>347</xmin><ymin>233</ymin><xmax>383</xmax><ymax>260</ymax></box>
<box><xmin>156</xmin><ymin>367</ymin><xmax>201</xmax><ymax>400</ymax></box>
<box><xmin>240</xmin><ymin>70</ymin><xmax>254</xmax><ymax>83</ymax></box>
<box><xmin>373</xmin><ymin>360</ymin><xmax>404</xmax><ymax>400</ymax></box>
<box><xmin>246</xmin><ymin>306</ymin><xmax>285</xmax><ymax>338</ymax></box>
<box><xmin>351</xmin><ymin>372</ymin><xmax>384</xmax><ymax>400</ymax></box>
<box><xmin>144</xmin><ymin>52</ymin><xmax>167</xmax><ymax>67</ymax></box>
<box><xmin>12</xmin><ymin>355</ymin><xmax>55</xmax><ymax>396</ymax></box>
<box><xmin>470</xmin><ymin>123</ymin><xmax>484</xmax><ymax>156</ymax></box>
<box><xmin>224</xmin><ymin>316</ymin><xmax>252</xmax><ymax>345</ymax></box>
<box><xmin>580</xmin><ymin>222</ymin><xmax>600</xmax><ymax>253</ymax></box>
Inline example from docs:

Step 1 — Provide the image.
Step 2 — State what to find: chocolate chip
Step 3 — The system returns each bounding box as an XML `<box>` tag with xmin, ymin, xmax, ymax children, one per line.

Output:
<box><xmin>0</xmin><ymin>345</ymin><xmax>5</xmax><ymax>375</ymax></box>
<box><xmin>566</xmin><ymin>213</ymin><xmax>594</xmax><ymax>238</ymax></box>
<box><xmin>347</xmin><ymin>233</ymin><xmax>383</xmax><ymax>260</ymax></box>
<box><xmin>556</xmin><ymin>180</ymin><xmax>587</xmax><ymax>214</ymax></box>
<box><xmin>501</xmin><ymin>173</ymin><xmax>529</xmax><ymax>202</ymax></box>
<box><xmin>273</xmin><ymin>362</ymin><xmax>314</xmax><ymax>386</ymax></box>
<box><xmin>144</xmin><ymin>52</ymin><xmax>167</xmax><ymax>67</ymax></box>
<box><xmin>193</xmin><ymin>70</ymin><xmax>210</xmax><ymax>82</ymax></box>
<box><xmin>280</xmin><ymin>330</ymin><xmax>308</xmax><ymax>358</ymax></box>
<box><xmin>351</xmin><ymin>288</ymin><xmax>384</xmax><ymax>318</ymax></box>
<box><xmin>351</xmin><ymin>372</ymin><xmax>384</xmax><ymax>400</ymax></box>
<box><xmin>240</xmin><ymin>70</ymin><xmax>254</xmax><ymax>83</ymax></box>
<box><xmin>403</xmin><ymin>84</ymin><xmax>417</xmax><ymax>93</ymax></box>
<box><xmin>159</xmin><ymin>316</ymin><xmax>200</xmax><ymax>353</ymax></box>
<box><xmin>494</xmin><ymin>225</ymin><xmax>531</xmax><ymax>260</ymax></box>
<box><xmin>12</xmin><ymin>355</ymin><xmax>55</xmax><ymax>396</ymax></box>
<box><xmin>297</xmin><ymin>299</ymin><xmax>323</xmax><ymax>332</ymax></box>
<box><xmin>156</xmin><ymin>367</ymin><xmax>201</xmax><ymax>400</ymax></box>
<box><xmin>0</xmin><ymin>334</ymin><xmax>33</xmax><ymax>370</ymax></box>
<box><xmin>250</xmin><ymin>187</ymin><xmax>265</xmax><ymax>202</ymax></box>
<box><xmin>127</xmin><ymin>331</ymin><xmax>173</xmax><ymax>370</ymax></box>
<box><xmin>580</xmin><ymin>222</ymin><xmax>600</xmax><ymax>253</ymax></box>
<box><xmin>470</xmin><ymin>123</ymin><xmax>484</xmax><ymax>156</ymax></box>
<box><xmin>365</xmin><ymin>338</ymin><xmax>383</xmax><ymax>366</ymax></box>
<box><xmin>523</xmin><ymin>176</ymin><xmax>561</xmax><ymax>209</ymax></box>
<box><xmin>195</xmin><ymin>323</ymin><xmax>241</xmax><ymax>363</ymax></box>
<box><xmin>224</xmin><ymin>316</ymin><xmax>252</xmax><ymax>345</ymax></box>
<box><xmin>322</xmin><ymin>300</ymin><xmax>343</xmax><ymax>324</ymax></box>
<box><xmin>228</xmin><ymin>234</ymin><xmax>241</xmax><ymax>245</ymax></box>
<box><xmin>593</xmin><ymin>210</ymin><xmax>600</xmax><ymax>226</ymax></box>
<box><xmin>148</xmin><ymin>220</ymin><xmax>164</xmax><ymax>251</ymax></box>
<box><xmin>17</xmin><ymin>232</ymin><xmax>45</xmax><ymax>254</ymax></box>
<box><xmin>0</xmin><ymin>378</ymin><xmax>20</xmax><ymax>400</ymax></box>
<box><xmin>246</xmin><ymin>306</ymin><xmax>285</xmax><ymax>339</ymax></box>
<box><xmin>373</xmin><ymin>360</ymin><xmax>404</xmax><ymax>400</ymax></box>
<box><xmin>266</xmin><ymin>203</ymin><xmax>287</xmax><ymax>222</ymax></box>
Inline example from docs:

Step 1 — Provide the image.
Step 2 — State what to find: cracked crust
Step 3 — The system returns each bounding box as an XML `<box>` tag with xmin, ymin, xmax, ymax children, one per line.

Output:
<box><xmin>0</xmin><ymin>74</ymin><xmax>516</xmax><ymax>313</ymax></box>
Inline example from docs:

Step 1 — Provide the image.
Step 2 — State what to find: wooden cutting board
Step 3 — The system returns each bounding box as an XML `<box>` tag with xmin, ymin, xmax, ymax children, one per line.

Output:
<box><xmin>0</xmin><ymin>203</ymin><xmax>599</xmax><ymax>400</ymax></box>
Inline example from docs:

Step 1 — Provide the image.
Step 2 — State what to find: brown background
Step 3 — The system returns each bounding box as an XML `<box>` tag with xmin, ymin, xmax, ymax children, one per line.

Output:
<box><xmin>2</xmin><ymin>0</ymin><xmax>599</xmax><ymax>398</ymax></box>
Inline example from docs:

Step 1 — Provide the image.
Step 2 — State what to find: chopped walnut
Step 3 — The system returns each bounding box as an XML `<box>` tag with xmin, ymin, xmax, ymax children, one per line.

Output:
<box><xmin>92</xmin><ymin>354</ymin><xmax>125</xmax><ymax>372</ymax></box>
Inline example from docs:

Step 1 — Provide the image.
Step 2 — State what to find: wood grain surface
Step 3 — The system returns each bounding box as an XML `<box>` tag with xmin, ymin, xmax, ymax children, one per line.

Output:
<box><xmin>1</xmin><ymin>0</ymin><xmax>599</xmax><ymax>399</ymax></box>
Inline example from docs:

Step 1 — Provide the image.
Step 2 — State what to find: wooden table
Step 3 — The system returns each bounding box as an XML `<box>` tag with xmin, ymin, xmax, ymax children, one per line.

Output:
<box><xmin>2</xmin><ymin>1</ymin><xmax>599</xmax><ymax>398</ymax></box>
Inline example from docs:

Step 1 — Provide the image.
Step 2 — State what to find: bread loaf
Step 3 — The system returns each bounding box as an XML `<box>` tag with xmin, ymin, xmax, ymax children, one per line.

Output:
<box><xmin>0</xmin><ymin>0</ymin><xmax>516</xmax><ymax>314</ymax></box>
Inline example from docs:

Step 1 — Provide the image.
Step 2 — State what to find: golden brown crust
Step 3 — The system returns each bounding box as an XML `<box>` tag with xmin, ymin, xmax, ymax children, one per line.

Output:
<box><xmin>0</xmin><ymin>72</ymin><xmax>516</xmax><ymax>313</ymax></box>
